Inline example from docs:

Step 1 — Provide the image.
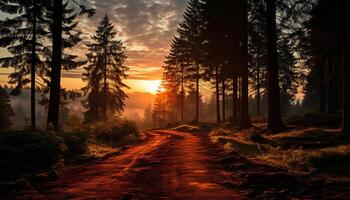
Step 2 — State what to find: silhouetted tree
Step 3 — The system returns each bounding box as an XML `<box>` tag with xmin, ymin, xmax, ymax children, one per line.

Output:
<box><xmin>47</xmin><ymin>0</ymin><xmax>94</xmax><ymax>130</ymax></box>
<box><xmin>82</xmin><ymin>15</ymin><xmax>128</xmax><ymax>122</ymax></box>
<box><xmin>0</xmin><ymin>0</ymin><xmax>49</xmax><ymax>130</ymax></box>
<box><xmin>301</xmin><ymin>0</ymin><xmax>342</xmax><ymax>113</ymax></box>
<box><xmin>238</xmin><ymin>0</ymin><xmax>251</xmax><ymax>129</ymax></box>
<box><xmin>266</xmin><ymin>0</ymin><xmax>284</xmax><ymax>132</ymax></box>
<box><xmin>342</xmin><ymin>1</ymin><xmax>348</xmax><ymax>134</ymax></box>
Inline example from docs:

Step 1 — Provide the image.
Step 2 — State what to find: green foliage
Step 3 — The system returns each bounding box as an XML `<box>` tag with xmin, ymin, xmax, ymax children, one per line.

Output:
<box><xmin>93</xmin><ymin>120</ymin><xmax>140</xmax><ymax>146</ymax></box>
<box><xmin>58</xmin><ymin>131</ymin><xmax>89</xmax><ymax>157</ymax></box>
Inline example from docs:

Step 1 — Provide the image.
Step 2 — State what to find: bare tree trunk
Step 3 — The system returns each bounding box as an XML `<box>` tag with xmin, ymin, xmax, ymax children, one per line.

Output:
<box><xmin>266</xmin><ymin>0</ymin><xmax>284</xmax><ymax>132</ymax></box>
<box><xmin>342</xmin><ymin>5</ymin><xmax>348</xmax><ymax>135</ymax></box>
<box><xmin>31</xmin><ymin>2</ymin><xmax>37</xmax><ymax>130</ymax></box>
<box><xmin>232</xmin><ymin>76</ymin><xmax>238</xmax><ymax>125</ymax></box>
<box><xmin>256</xmin><ymin>63</ymin><xmax>261</xmax><ymax>116</ymax></box>
<box><xmin>238</xmin><ymin>76</ymin><xmax>241</xmax><ymax>120</ymax></box>
<box><xmin>320</xmin><ymin>63</ymin><xmax>326</xmax><ymax>112</ymax></box>
<box><xmin>222</xmin><ymin>78</ymin><xmax>226</xmax><ymax>122</ymax></box>
<box><xmin>47</xmin><ymin>0</ymin><xmax>63</xmax><ymax>130</ymax></box>
<box><xmin>328</xmin><ymin>60</ymin><xmax>337</xmax><ymax>113</ymax></box>
<box><xmin>195</xmin><ymin>63</ymin><xmax>199</xmax><ymax>123</ymax></box>
<box><xmin>181</xmin><ymin>65</ymin><xmax>184</xmax><ymax>124</ymax></box>
<box><xmin>239</xmin><ymin>0</ymin><xmax>250</xmax><ymax>129</ymax></box>
<box><xmin>215</xmin><ymin>66</ymin><xmax>221</xmax><ymax>124</ymax></box>
<box><xmin>103</xmin><ymin>44</ymin><xmax>107</xmax><ymax>122</ymax></box>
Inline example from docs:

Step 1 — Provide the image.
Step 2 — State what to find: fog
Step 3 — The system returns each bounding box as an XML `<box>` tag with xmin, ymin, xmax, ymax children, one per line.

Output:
<box><xmin>5</xmin><ymin>88</ymin><xmax>155</xmax><ymax>130</ymax></box>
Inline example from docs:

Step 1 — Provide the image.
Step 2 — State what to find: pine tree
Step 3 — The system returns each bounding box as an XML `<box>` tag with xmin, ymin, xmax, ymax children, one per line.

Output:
<box><xmin>82</xmin><ymin>15</ymin><xmax>128</xmax><ymax>123</ymax></box>
<box><xmin>47</xmin><ymin>0</ymin><xmax>94</xmax><ymax>130</ymax></box>
<box><xmin>152</xmin><ymin>87</ymin><xmax>167</xmax><ymax>128</ymax></box>
<box><xmin>0</xmin><ymin>86</ymin><xmax>14</xmax><ymax>129</ymax></box>
<box><xmin>238</xmin><ymin>0</ymin><xmax>251</xmax><ymax>129</ymax></box>
<box><xmin>165</xmin><ymin>36</ymin><xmax>187</xmax><ymax>124</ymax></box>
<box><xmin>341</xmin><ymin>0</ymin><xmax>347</xmax><ymax>135</ymax></box>
<box><xmin>0</xmin><ymin>0</ymin><xmax>50</xmax><ymax>130</ymax></box>
<box><xmin>177</xmin><ymin>0</ymin><xmax>204</xmax><ymax>123</ymax></box>
<box><xmin>266</xmin><ymin>0</ymin><xmax>284</xmax><ymax>132</ymax></box>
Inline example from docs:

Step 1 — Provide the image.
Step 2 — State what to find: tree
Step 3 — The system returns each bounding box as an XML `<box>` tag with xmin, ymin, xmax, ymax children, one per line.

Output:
<box><xmin>47</xmin><ymin>0</ymin><xmax>94</xmax><ymax>130</ymax></box>
<box><xmin>142</xmin><ymin>102</ymin><xmax>153</xmax><ymax>129</ymax></box>
<box><xmin>342</xmin><ymin>1</ymin><xmax>348</xmax><ymax>134</ymax></box>
<box><xmin>176</xmin><ymin>0</ymin><xmax>204</xmax><ymax>123</ymax></box>
<box><xmin>152</xmin><ymin>86</ymin><xmax>167</xmax><ymax>128</ymax></box>
<box><xmin>0</xmin><ymin>0</ymin><xmax>49</xmax><ymax>130</ymax></box>
<box><xmin>164</xmin><ymin>0</ymin><xmax>204</xmax><ymax>124</ymax></box>
<box><xmin>82</xmin><ymin>14</ymin><xmax>128</xmax><ymax>122</ymax></box>
<box><xmin>301</xmin><ymin>0</ymin><xmax>341</xmax><ymax>113</ymax></box>
<box><xmin>0</xmin><ymin>86</ymin><xmax>14</xmax><ymax>129</ymax></box>
<box><xmin>266</xmin><ymin>0</ymin><xmax>284</xmax><ymax>132</ymax></box>
<box><xmin>238</xmin><ymin>0</ymin><xmax>251</xmax><ymax>129</ymax></box>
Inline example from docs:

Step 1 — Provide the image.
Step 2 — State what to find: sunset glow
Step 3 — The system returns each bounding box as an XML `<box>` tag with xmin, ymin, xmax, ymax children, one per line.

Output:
<box><xmin>130</xmin><ymin>80</ymin><xmax>161</xmax><ymax>94</ymax></box>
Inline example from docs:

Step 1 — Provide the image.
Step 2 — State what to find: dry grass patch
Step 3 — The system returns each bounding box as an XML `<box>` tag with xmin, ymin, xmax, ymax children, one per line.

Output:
<box><xmin>210</xmin><ymin>127</ymin><xmax>350</xmax><ymax>182</ymax></box>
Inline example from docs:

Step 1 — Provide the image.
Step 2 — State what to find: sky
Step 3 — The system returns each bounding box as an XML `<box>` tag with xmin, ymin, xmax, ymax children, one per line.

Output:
<box><xmin>0</xmin><ymin>0</ymin><xmax>189</xmax><ymax>94</ymax></box>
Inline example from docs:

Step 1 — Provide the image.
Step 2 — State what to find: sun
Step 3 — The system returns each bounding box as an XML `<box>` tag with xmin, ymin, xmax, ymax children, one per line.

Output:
<box><xmin>132</xmin><ymin>80</ymin><xmax>161</xmax><ymax>94</ymax></box>
<box><xmin>147</xmin><ymin>80</ymin><xmax>162</xmax><ymax>94</ymax></box>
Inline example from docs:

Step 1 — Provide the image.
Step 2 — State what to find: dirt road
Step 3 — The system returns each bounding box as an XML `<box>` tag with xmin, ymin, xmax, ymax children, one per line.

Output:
<box><xmin>18</xmin><ymin>130</ymin><xmax>244</xmax><ymax>200</ymax></box>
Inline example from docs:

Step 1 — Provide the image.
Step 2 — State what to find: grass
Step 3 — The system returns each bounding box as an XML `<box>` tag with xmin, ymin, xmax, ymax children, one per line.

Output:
<box><xmin>209</xmin><ymin>126</ymin><xmax>350</xmax><ymax>183</ymax></box>
<box><xmin>0</xmin><ymin>119</ymin><xmax>141</xmax><ymax>183</ymax></box>
<box><xmin>171</xmin><ymin>123</ymin><xmax>215</xmax><ymax>133</ymax></box>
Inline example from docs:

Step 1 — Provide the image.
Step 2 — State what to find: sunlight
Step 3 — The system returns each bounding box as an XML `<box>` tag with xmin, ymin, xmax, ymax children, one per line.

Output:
<box><xmin>128</xmin><ymin>79</ymin><xmax>161</xmax><ymax>94</ymax></box>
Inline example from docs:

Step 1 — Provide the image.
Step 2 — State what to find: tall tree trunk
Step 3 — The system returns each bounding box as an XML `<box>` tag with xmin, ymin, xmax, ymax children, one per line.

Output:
<box><xmin>31</xmin><ymin>3</ymin><xmax>37</xmax><ymax>130</ymax></box>
<box><xmin>47</xmin><ymin>0</ymin><xmax>63</xmax><ymax>130</ymax></box>
<box><xmin>232</xmin><ymin>76</ymin><xmax>238</xmax><ymax>125</ymax></box>
<box><xmin>215</xmin><ymin>66</ymin><xmax>221</xmax><ymax>124</ymax></box>
<box><xmin>239</xmin><ymin>0</ymin><xmax>250</xmax><ymax>129</ymax></box>
<box><xmin>103</xmin><ymin>44</ymin><xmax>107</xmax><ymax>122</ymax></box>
<box><xmin>342</xmin><ymin>5</ymin><xmax>348</xmax><ymax>134</ymax></box>
<box><xmin>256</xmin><ymin>63</ymin><xmax>261</xmax><ymax>116</ymax></box>
<box><xmin>320</xmin><ymin>63</ymin><xmax>326</xmax><ymax>112</ymax></box>
<box><xmin>238</xmin><ymin>77</ymin><xmax>241</xmax><ymax>119</ymax></box>
<box><xmin>222</xmin><ymin>78</ymin><xmax>226</xmax><ymax>122</ymax></box>
<box><xmin>327</xmin><ymin>59</ymin><xmax>336</xmax><ymax>113</ymax></box>
<box><xmin>266</xmin><ymin>0</ymin><xmax>284</xmax><ymax>132</ymax></box>
<box><xmin>195</xmin><ymin>63</ymin><xmax>199</xmax><ymax>123</ymax></box>
<box><xmin>181</xmin><ymin>65</ymin><xmax>184</xmax><ymax>124</ymax></box>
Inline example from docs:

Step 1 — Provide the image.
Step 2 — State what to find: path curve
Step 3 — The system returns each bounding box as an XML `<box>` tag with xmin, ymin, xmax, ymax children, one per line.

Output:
<box><xmin>18</xmin><ymin>130</ymin><xmax>244</xmax><ymax>200</ymax></box>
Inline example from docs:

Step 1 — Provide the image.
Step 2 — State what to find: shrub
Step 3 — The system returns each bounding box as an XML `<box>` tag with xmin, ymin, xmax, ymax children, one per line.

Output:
<box><xmin>58</xmin><ymin>131</ymin><xmax>89</xmax><ymax>157</ymax></box>
<box><xmin>0</xmin><ymin>131</ymin><xmax>64</xmax><ymax>181</ymax></box>
<box><xmin>94</xmin><ymin>119</ymin><xmax>140</xmax><ymax>146</ymax></box>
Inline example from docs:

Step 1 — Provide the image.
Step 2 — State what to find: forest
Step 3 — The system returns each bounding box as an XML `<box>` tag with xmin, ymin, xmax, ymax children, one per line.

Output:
<box><xmin>0</xmin><ymin>0</ymin><xmax>348</xmax><ymax>199</ymax></box>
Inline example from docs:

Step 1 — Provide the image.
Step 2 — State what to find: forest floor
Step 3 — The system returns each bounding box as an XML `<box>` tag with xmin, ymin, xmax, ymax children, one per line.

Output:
<box><xmin>8</xmin><ymin>128</ymin><xmax>350</xmax><ymax>199</ymax></box>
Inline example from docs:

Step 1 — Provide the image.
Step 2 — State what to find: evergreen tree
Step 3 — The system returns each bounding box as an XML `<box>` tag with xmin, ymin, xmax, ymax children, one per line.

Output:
<box><xmin>341</xmin><ymin>0</ymin><xmax>347</xmax><ymax>135</ymax></box>
<box><xmin>47</xmin><ymin>0</ymin><xmax>94</xmax><ymax>130</ymax></box>
<box><xmin>302</xmin><ymin>0</ymin><xmax>343</xmax><ymax>113</ymax></box>
<box><xmin>266</xmin><ymin>0</ymin><xmax>284</xmax><ymax>132</ymax></box>
<box><xmin>152</xmin><ymin>86</ymin><xmax>167</xmax><ymax>128</ymax></box>
<box><xmin>0</xmin><ymin>0</ymin><xmax>50</xmax><ymax>130</ymax></box>
<box><xmin>177</xmin><ymin>0</ymin><xmax>204</xmax><ymax>123</ymax></box>
<box><xmin>0</xmin><ymin>86</ymin><xmax>14</xmax><ymax>129</ymax></box>
<box><xmin>82</xmin><ymin>14</ymin><xmax>128</xmax><ymax>122</ymax></box>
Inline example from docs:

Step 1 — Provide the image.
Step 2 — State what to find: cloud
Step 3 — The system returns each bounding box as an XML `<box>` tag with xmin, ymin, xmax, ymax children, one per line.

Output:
<box><xmin>76</xmin><ymin>0</ymin><xmax>188</xmax><ymax>80</ymax></box>
<box><xmin>0</xmin><ymin>0</ymin><xmax>189</xmax><ymax>82</ymax></box>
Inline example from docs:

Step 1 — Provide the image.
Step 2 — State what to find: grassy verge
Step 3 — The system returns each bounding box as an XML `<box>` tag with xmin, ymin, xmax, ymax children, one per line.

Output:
<box><xmin>0</xmin><ymin>119</ymin><xmax>141</xmax><ymax>185</ymax></box>
<box><xmin>209</xmin><ymin>126</ymin><xmax>350</xmax><ymax>183</ymax></box>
